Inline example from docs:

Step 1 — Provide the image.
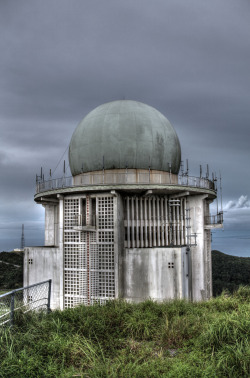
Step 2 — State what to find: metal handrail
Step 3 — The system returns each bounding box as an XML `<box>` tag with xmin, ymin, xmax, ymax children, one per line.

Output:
<box><xmin>36</xmin><ymin>173</ymin><xmax>215</xmax><ymax>194</ymax></box>
<box><xmin>0</xmin><ymin>279</ymin><xmax>52</xmax><ymax>327</ymax></box>
<box><xmin>205</xmin><ymin>212</ymin><xmax>223</xmax><ymax>225</ymax></box>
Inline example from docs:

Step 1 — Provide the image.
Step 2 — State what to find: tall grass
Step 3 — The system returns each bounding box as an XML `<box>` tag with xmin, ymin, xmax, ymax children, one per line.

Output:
<box><xmin>0</xmin><ymin>286</ymin><xmax>249</xmax><ymax>377</ymax></box>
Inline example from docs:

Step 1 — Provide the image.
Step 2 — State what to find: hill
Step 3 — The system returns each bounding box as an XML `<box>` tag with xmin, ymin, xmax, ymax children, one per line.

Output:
<box><xmin>0</xmin><ymin>288</ymin><xmax>249</xmax><ymax>377</ymax></box>
<box><xmin>212</xmin><ymin>250</ymin><xmax>250</xmax><ymax>296</ymax></box>
<box><xmin>0</xmin><ymin>250</ymin><xmax>249</xmax><ymax>296</ymax></box>
<box><xmin>0</xmin><ymin>251</ymin><xmax>23</xmax><ymax>290</ymax></box>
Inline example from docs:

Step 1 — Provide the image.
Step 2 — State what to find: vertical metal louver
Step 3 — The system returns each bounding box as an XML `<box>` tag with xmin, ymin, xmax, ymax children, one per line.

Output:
<box><xmin>124</xmin><ymin>196</ymin><xmax>186</xmax><ymax>248</ymax></box>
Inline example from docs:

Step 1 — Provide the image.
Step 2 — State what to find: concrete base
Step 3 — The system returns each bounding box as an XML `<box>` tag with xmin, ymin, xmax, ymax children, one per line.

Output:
<box><xmin>122</xmin><ymin>247</ymin><xmax>188</xmax><ymax>302</ymax></box>
<box><xmin>23</xmin><ymin>247</ymin><xmax>62</xmax><ymax>310</ymax></box>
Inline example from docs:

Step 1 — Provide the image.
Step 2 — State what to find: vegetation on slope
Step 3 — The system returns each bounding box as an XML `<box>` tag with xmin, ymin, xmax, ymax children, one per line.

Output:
<box><xmin>212</xmin><ymin>250</ymin><xmax>250</xmax><ymax>296</ymax></box>
<box><xmin>0</xmin><ymin>252</ymin><xmax>23</xmax><ymax>290</ymax></box>
<box><xmin>0</xmin><ymin>287</ymin><xmax>249</xmax><ymax>377</ymax></box>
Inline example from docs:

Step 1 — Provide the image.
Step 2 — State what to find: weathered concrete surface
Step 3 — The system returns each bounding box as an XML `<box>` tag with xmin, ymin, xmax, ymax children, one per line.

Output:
<box><xmin>24</xmin><ymin>247</ymin><xmax>61</xmax><ymax>309</ymax></box>
<box><xmin>73</xmin><ymin>169</ymin><xmax>178</xmax><ymax>186</ymax></box>
<box><xmin>187</xmin><ymin>195</ymin><xmax>212</xmax><ymax>301</ymax></box>
<box><xmin>123</xmin><ymin>247</ymin><xmax>188</xmax><ymax>302</ymax></box>
<box><xmin>44</xmin><ymin>204</ymin><xmax>59</xmax><ymax>246</ymax></box>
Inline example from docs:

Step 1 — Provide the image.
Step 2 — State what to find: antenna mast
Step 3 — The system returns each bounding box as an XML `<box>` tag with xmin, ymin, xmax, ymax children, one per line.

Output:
<box><xmin>21</xmin><ymin>224</ymin><xmax>25</xmax><ymax>250</ymax></box>
<box><xmin>220</xmin><ymin>172</ymin><xmax>223</xmax><ymax>212</ymax></box>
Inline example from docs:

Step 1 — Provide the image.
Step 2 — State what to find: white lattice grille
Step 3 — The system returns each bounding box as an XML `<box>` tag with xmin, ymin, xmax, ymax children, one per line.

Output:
<box><xmin>98</xmin><ymin>197</ymin><xmax>114</xmax><ymax>229</ymax></box>
<box><xmin>64</xmin><ymin>195</ymin><xmax>115</xmax><ymax>308</ymax></box>
<box><xmin>96</xmin><ymin>196</ymin><xmax>115</xmax><ymax>302</ymax></box>
<box><xmin>64</xmin><ymin>198</ymin><xmax>79</xmax><ymax>229</ymax></box>
<box><xmin>64</xmin><ymin>231</ymin><xmax>79</xmax><ymax>243</ymax></box>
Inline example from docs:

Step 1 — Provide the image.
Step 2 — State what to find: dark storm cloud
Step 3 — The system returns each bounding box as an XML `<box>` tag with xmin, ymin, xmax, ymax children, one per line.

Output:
<box><xmin>0</xmin><ymin>0</ymin><xmax>250</xmax><ymax>249</ymax></box>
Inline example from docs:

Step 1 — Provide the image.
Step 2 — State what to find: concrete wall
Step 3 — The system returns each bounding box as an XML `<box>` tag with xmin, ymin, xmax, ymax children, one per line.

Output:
<box><xmin>44</xmin><ymin>204</ymin><xmax>59</xmax><ymax>246</ymax></box>
<box><xmin>122</xmin><ymin>247</ymin><xmax>188</xmax><ymax>302</ymax></box>
<box><xmin>73</xmin><ymin>169</ymin><xmax>178</xmax><ymax>186</ymax></box>
<box><xmin>24</xmin><ymin>247</ymin><xmax>61</xmax><ymax>309</ymax></box>
<box><xmin>187</xmin><ymin>195</ymin><xmax>211</xmax><ymax>301</ymax></box>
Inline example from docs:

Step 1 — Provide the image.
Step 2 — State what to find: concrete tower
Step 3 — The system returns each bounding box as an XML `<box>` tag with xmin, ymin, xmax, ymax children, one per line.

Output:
<box><xmin>24</xmin><ymin>100</ymin><xmax>223</xmax><ymax>309</ymax></box>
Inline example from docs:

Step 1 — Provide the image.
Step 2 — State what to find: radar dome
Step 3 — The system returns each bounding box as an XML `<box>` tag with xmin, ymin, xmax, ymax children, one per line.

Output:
<box><xmin>69</xmin><ymin>100</ymin><xmax>181</xmax><ymax>175</ymax></box>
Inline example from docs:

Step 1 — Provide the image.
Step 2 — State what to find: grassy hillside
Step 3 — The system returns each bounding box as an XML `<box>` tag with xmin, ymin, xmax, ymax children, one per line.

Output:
<box><xmin>212</xmin><ymin>250</ymin><xmax>250</xmax><ymax>296</ymax></box>
<box><xmin>0</xmin><ymin>287</ymin><xmax>249</xmax><ymax>377</ymax></box>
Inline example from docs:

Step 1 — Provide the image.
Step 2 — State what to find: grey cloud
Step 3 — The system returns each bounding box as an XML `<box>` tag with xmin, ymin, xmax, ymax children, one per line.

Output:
<box><xmin>0</xmin><ymin>0</ymin><xmax>250</xmax><ymax>249</ymax></box>
<box><xmin>225</xmin><ymin>195</ymin><xmax>250</xmax><ymax>210</ymax></box>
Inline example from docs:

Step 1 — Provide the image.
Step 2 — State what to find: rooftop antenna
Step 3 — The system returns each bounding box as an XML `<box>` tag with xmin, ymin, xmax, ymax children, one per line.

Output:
<box><xmin>206</xmin><ymin>164</ymin><xmax>209</xmax><ymax>179</ymax></box>
<box><xmin>63</xmin><ymin>160</ymin><xmax>66</xmax><ymax>176</ymax></box>
<box><xmin>200</xmin><ymin>165</ymin><xmax>202</xmax><ymax>178</ymax></box>
<box><xmin>220</xmin><ymin>172</ymin><xmax>223</xmax><ymax>212</ymax></box>
<box><xmin>186</xmin><ymin>159</ymin><xmax>189</xmax><ymax>176</ymax></box>
<box><xmin>180</xmin><ymin>160</ymin><xmax>184</xmax><ymax>175</ymax></box>
<box><xmin>21</xmin><ymin>224</ymin><xmax>25</xmax><ymax>250</ymax></box>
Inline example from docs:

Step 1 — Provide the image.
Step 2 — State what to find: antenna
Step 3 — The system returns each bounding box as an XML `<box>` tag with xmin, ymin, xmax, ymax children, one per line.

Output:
<box><xmin>63</xmin><ymin>160</ymin><xmax>66</xmax><ymax>175</ymax></box>
<box><xmin>200</xmin><ymin>165</ymin><xmax>202</xmax><ymax>178</ymax></box>
<box><xmin>220</xmin><ymin>172</ymin><xmax>223</xmax><ymax>212</ymax></box>
<box><xmin>206</xmin><ymin>164</ymin><xmax>209</xmax><ymax>179</ymax></box>
<box><xmin>186</xmin><ymin>159</ymin><xmax>189</xmax><ymax>175</ymax></box>
<box><xmin>180</xmin><ymin>160</ymin><xmax>184</xmax><ymax>175</ymax></box>
<box><xmin>21</xmin><ymin>224</ymin><xmax>25</xmax><ymax>250</ymax></box>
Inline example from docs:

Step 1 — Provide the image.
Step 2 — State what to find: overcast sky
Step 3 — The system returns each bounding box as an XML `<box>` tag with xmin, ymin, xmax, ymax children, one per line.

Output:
<box><xmin>0</xmin><ymin>0</ymin><xmax>250</xmax><ymax>252</ymax></box>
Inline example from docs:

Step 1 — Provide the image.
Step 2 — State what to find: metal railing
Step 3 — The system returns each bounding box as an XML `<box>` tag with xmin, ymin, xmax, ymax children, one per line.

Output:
<box><xmin>74</xmin><ymin>214</ymin><xmax>96</xmax><ymax>227</ymax></box>
<box><xmin>36</xmin><ymin>173</ymin><xmax>215</xmax><ymax>194</ymax></box>
<box><xmin>205</xmin><ymin>212</ymin><xmax>223</xmax><ymax>226</ymax></box>
<box><xmin>0</xmin><ymin>280</ymin><xmax>51</xmax><ymax>327</ymax></box>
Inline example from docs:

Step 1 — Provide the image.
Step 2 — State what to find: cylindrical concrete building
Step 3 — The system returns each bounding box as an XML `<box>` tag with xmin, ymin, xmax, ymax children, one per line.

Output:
<box><xmin>24</xmin><ymin>100</ymin><xmax>223</xmax><ymax>309</ymax></box>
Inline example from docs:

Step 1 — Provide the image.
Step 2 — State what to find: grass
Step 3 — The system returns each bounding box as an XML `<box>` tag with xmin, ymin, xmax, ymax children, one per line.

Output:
<box><xmin>0</xmin><ymin>286</ymin><xmax>249</xmax><ymax>377</ymax></box>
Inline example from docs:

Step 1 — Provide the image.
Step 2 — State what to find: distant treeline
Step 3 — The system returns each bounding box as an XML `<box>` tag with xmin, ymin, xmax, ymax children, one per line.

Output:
<box><xmin>212</xmin><ymin>250</ymin><xmax>250</xmax><ymax>296</ymax></box>
<box><xmin>0</xmin><ymin>251</ymin><xmax>23</xmax><ymax>290</ymax></box>
<box><xmin>0</xmin><ymin>250</ymin><xmax>249</xmax><ymax>296</ymax></box>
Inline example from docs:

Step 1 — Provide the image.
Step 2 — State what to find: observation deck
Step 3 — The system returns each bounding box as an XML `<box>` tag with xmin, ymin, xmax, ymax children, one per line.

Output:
<box><xmin>35</xmin><ymin>169</ymin><xmax>216</xmax><ymax>200</ymax></box>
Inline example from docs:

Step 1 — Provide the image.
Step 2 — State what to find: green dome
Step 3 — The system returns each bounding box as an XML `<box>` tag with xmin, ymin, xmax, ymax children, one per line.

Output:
<box><xmin>69</xmin><ymin>100</ymin><xmax>181</xmax><ymax>175</ymax></box>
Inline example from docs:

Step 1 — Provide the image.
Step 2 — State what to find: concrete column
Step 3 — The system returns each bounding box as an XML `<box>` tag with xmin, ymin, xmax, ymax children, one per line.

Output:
<box><xmin>187</xmin><ymin>194</ymin><xmax>207</xmax><ymax>301</ymax></box>
<box><xmin>44</xmin><ymin>205</ymin><xmax>55</xmax><ymax>245</ymax></box>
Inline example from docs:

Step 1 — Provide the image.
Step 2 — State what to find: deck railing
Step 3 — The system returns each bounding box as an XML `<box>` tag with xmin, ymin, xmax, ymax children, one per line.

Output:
<box><xmin>205</xmin><ymin>212</ymin><xmax>223</xmax><ymax>226</ymax></box>
<box><xmin>36</xmin><ymin>172</ymin><xmax>215</xmax><ymax>194</ymax></box>
<box><xmin>0</xmin><ymin>280</ymin><xmax>51</xmax><ymax>326</ymax></box>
